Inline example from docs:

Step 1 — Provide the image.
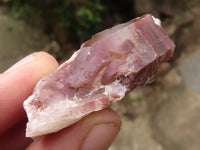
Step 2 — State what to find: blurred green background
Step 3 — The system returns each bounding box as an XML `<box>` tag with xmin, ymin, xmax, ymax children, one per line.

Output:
<box><xmin>0</xmin><ymin>0</ymin><xmax>200</xmax><ymax>150</ymax></box>
<box><xmin>0</xmin><ymin>0</ymin><xmax>197</xmax><ymax>64</ymax></box>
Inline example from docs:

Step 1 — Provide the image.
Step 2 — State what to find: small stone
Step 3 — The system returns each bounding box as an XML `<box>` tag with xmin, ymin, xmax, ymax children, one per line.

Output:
<box><xmin>157</xmin><ymin>62</ymin><xmax>172</xmax><ymax>76</ymax></box>
<box><xmin>179</xmin><ymin>51</ymin><xmax>200</xmax><ymax>93</ymax></box>
<box><xmin>162</xmin><ymin>69</ymin><xmax>182</xmax><ymax>87</ymax></box>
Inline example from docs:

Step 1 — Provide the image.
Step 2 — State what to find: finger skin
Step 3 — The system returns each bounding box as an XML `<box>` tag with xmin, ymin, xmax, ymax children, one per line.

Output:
<box><xmin>0</xmin><ymin>52</ymin><xmax>59</xmax><ymax>133</ymax></box>
<box><xmin>0</xmin><ymin>52</ymin><xmax>122</xmax><ymax>150</ymax></box>
<box><xmin>0</xmin><ymin>120</ymin><xmax>32</xmax><ymax>150</ymax></box>
<box><xmin>27</xmin><ymin>108</ymin><xmax>122</xmax><ymax>150</ymax></box>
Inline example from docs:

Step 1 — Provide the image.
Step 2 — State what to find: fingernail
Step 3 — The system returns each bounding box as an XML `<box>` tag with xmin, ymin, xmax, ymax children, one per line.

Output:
<box><xmin>81</xmin><ymin>124</ymin><xmax>120</xmax><ymax>150</ymax></box>
<box><xmin>4</xmin><ymin>53</ymin><xmax>37</xmax><ymax>73</ymax></box>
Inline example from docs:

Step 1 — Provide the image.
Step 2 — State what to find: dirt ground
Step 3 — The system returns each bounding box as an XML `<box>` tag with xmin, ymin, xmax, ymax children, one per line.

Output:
<box><xmin>0</xmin><ymin>7</ymin><xmax>49</xmax><ymax>72</ymax></box>
<box><xmin>0</xmin><ymin>0</ymin><xmax>200</xmax><ymax>150</ymax></box>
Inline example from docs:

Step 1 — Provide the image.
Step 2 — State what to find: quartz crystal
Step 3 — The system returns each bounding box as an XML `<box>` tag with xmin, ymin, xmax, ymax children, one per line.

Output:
<box><xmin>24</xmin><ymin>14</ymin><xmax>175</xmax><ymax>137</ymax></box>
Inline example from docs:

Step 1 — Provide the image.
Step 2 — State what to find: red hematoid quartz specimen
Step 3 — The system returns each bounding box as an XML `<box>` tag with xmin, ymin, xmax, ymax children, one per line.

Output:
<box><xmin>24</xmin><ymin>14</ymin><xmax>175</xmax><ymax>137</ymax></box>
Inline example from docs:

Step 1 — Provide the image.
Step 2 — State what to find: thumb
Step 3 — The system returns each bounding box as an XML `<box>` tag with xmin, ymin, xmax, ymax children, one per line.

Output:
<box><xmin>27</xmin><ymin>108</ymin><xmax>121</xmax><ymax>150</ymax></box>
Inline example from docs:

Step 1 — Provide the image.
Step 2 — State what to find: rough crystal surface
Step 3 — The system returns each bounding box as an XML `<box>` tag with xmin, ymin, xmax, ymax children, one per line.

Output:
<box><xmin>23</xmin><ymin>14</ymin><xmax>175</xmax><ymax>137</ymax></box>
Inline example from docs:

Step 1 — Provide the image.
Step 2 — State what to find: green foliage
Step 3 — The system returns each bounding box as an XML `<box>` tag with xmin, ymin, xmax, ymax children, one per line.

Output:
<box><xmin>10</xmin><ymin>3</ymin><xmax>39</xmax><ymax>20</ymax></box>
<box><xmin>4</xmin><ymin>0</ymin><xmax>107</xmax><ymax>40</ymax></box>
<box><xmin>173</xmin><ymin>15</ymin><xmax>182</xmax><ymax>22</ymax></box>
<box><xmin>123</xmin><ymin>94</ymin><xmax>141</xmax><ymax>102</ymax></box>
<box><xmin>156</xmin><ymin>76</ymin><xmax>163</xmax><ymax>83</ymax></box>
<box><xmin>2</xmin><ymin>0</ymin><xmax>10</xmax><ymax>2</ymax></box>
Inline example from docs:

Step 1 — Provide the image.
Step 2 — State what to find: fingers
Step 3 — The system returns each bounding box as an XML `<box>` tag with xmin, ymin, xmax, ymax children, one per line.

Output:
<box><xmin>0</xmin><ymin>52</ymin><xmax>59</xmax><ymax>133</ymax></box>
<box><xmin>0</xmin><ymin>120</ymin><xmax>32</xmax><ymax>150</ymax></box>
<box><xmin>27</xmin><ymin>108</ymin><xmax>122</xmax><ymax>150</ymax></box>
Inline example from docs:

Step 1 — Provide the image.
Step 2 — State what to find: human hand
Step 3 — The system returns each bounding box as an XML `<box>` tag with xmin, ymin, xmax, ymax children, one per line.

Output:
<box><xmin>0</xmin><ymin>52</ymin><xmax>121</xmax><ymax>150</ymax></box>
